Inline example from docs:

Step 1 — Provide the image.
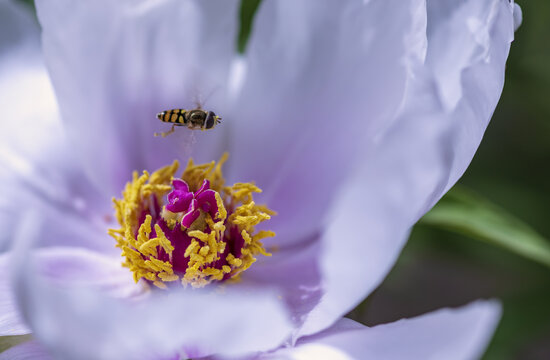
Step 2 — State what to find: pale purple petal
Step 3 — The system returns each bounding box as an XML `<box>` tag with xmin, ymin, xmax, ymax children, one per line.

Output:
<box><xmin>298</xmin><ymin>0</ymin><xmax>516</xmax><ymax>337</ymax></box>
<box><xmin>0</xmin><ymin>253</ymin><xmax>30</xmax><ymax>336</ymax></box>
<box><xmin>423</xmin><ymin>0</ymin><xmax>517</xmax><ymax>199</ymax></box>
<box><xmin>0</xmin><ymin>0</ymin><xmax>52</xmax><ymax>217</ymax></box>
<box><xmin>512</xmin><ymin>3</ymin><xmax>522</xmax><ymax>31</ymax></box>
<box><xmin>35</xmin><ymin>0</ymin><xmax>240</xmax><ymax>197</ymax></box>
<box><xmin>0</xmin><ymin>340</ymin><xmax>52</xmax><ymax>360</ymax></box>
<box><xmin>0</xmin><ymin>61</ymin><xmax>110</xmax><ymax>251</ymax></box>
<box><xmin>31</xmin><ymin>247</ymin><xmax>144</xmax><ymax>299</ymax></box>
<box><xmin>0</xmin><ymin>1</ymin><xmax>112</xmax><ymax>252</ymax></box>
<box><xmin>13</xmin><ymin>213</ymin><xmax>293</xmax><ymax>359</ymax></box>
<box><xmin>264</xmin><ymin>301</ymin><xmax>501</xmax><ymax>360</ymax></box>
<box><xmin>297</xmin><ymin>174</ymin><xmax>412</xmax><ymax>337</ymax></box>
<box><xmin>228</xmin><ymin>0</ymin><xmax>427</xmax><ymax>247</ymax></box>
<box><xmin>0</xmin><ymin>130</ymin><xmax>116</xmax><ymax>253</ymax></box>
<box><xmin>241</xmin><ymin>239</ymin><xmax>322</xmax><ymax>328</ymax></box>
<box><xmin>19</xmin><ymin>281</ymin><xmax>292</xmax><ymax>359</ymax></box>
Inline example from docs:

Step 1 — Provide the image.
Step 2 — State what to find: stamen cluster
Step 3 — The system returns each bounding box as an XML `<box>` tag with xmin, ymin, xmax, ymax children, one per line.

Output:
<box><xmin>108</xmin><ymin>154</ymin><xmax>274</xmax><ymax>289</ymax></box>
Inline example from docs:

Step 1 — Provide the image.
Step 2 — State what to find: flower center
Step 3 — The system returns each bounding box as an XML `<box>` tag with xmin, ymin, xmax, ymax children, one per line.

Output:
<box><xmin>108</xmin><ymin>153</ymin><xmax>274</xmax><ymax>289</ymax></box>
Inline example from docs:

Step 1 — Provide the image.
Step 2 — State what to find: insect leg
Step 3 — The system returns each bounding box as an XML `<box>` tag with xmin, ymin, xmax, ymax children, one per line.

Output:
<box><xmin>154</xmin><ymin>124</ymin><xmax>176</xmax><ymax>138</ymax></box>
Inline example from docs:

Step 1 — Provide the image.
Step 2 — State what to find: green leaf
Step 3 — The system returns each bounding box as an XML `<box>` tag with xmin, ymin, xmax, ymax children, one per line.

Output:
<box><xmin>419</xmin><ymin>186</ymin><xmax>550</xmax><ymax>268</ymax></box>
<box><xmin>0</xmin><ymin>335</ymin><xmax>32</xmax><ymax>353</ymax></box>
<box><xmin>237</xmin><ymin>0</ymin><xmax>262</xmax><ymax>53</ymax></box>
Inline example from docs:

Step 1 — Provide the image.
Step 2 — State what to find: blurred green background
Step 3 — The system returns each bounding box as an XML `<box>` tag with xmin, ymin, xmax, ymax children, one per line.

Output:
<box><xmin>12</xmin><ymin>0</ymin><xmax>550</xmax><ymax>358</ymax></box>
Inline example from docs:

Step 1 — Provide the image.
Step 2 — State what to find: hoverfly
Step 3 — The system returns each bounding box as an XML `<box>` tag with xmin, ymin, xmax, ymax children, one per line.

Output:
<box><xmin>154</xmin><ymin>108</ymin><xmax>221</xmax><ymax>137</ymax></box>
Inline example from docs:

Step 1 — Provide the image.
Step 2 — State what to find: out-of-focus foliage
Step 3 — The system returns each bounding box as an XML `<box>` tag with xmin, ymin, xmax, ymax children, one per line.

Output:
<box><xmin>16</xmin><ymin>0</ymin><xmax>33</xmax><ymax>13</ymax></box>
<box><xmin>421</xmin><ymin>186</ymin><xmax>550</xmax><ymax>268</ymax></box>
<box><xmin>0</xmin><ymin>335</ymin><xmax>31</xmax><ymax>353</ymax></box>
<box><xmin>237</xmin><ymin>0</ymin><xmax>261</xmax><ymax>53</ymax></box>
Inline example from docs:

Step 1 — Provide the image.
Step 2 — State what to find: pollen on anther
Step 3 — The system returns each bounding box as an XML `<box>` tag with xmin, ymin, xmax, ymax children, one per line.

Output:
<box><xmin>108</xmin><ymin>154</ymin><xmax>275</xmax><ymax>289</ymax></box>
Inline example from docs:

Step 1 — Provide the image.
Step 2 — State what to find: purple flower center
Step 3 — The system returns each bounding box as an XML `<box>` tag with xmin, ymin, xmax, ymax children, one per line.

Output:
<box><xmin>109</xmin><ymin>157</ymin><xmax>274</xmax><ymax>289</ymax></box>
<box><xmin>166</xmin><ymin>179</ymin><xmax>220</xmax><ymax>228</ymax></box>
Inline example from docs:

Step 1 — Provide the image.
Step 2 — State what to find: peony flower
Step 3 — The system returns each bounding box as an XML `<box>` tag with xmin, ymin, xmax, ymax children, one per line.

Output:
<box><xmin>0</xmin><ymin>0</ymin><xmax>521</xmax><ymax>359</ymax></box>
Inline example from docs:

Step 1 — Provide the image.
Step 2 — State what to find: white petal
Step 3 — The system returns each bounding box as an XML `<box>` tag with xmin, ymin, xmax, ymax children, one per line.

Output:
<box><xmin>297</xmin><ymin>172</ymin><xmax>412</xmax><ymax>338</ymax></box>
<box><xmin>0</xmin><ymin>1</ymin><xmax>114</xmax><ymax>252</ymax></box>
<box><xmin>227</xmin><ymin>0</ymin><xmax>428</xmax><ymax>246</ymax></box>
<box><xmin>512</xmin><ymin>3</ymin><xmax>522</xmax><ymax>31</ymax></box>
<box><xmin>13</xmin><ymin>216</ymin><xmax>293</xmax><ymax>359</ymax></box>
<box><xmin>418</xmin><ymin>0</ymin><xmax>516</xmax><ymax>210</ymax></box>
<box><xmin>0</xmin><ymin>0</ymin><xmax>56</xmax><ymax>201</ymax></box>
<box><xmin>0</xmin><ymin>253</ymin><xmax>30</xmax><ymax>336</ymax></box>
<box><xmin>298</xmin><ymin>0</ymin><xmax>516</xmax><ymax>337</ymax></box>
<box><xmin>30</xmin><ymin>247</ymin><xmax>144</xmax><ymax>299</ymax></box>
<box><xmin>0</xmin><ymin>0</ymin><xmax>57</xmax><ymax>174</ymax></box>
<box><xmin>266</xmin><ymin>301</ymin><xmax>501</xmax><ymax>360</ymax></box>
<box><xmin>240</xmin><ymin>240</ymin><xmax>323</xmax><ymax>327</ymax></box>
<box><xmin>35</xmin><ymin>0</ymin><xmax>240</xmax><ymax>197</ymax></box>
<box><xmin>0</xmin><ymin>340</ymin><xmax>52</xmax><ymax>360</ymax></box>
<box><xmin>0</xmin><ymin>246</ymin><xmax>139</xmax><ymax>336</ymax></box>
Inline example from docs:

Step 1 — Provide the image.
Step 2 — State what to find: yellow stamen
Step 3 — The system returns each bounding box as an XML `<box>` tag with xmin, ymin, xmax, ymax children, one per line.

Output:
<box><xmin>108</xmin><ymin>153</ymin><xmax>275</xmax><ymax>289</ymax></box>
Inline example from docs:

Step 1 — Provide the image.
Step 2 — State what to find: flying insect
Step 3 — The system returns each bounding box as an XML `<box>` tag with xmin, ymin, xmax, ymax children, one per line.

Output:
<box><xmin>155</xmin><ymin>108</ymin><xmax>221</xmax><ymax>137</ymax></box>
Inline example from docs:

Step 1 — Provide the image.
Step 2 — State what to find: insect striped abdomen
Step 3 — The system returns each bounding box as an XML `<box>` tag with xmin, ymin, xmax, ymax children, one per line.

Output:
<box><xmin>160</xmin><ymin>109</ymin><xmax>187</xmax><ymax>125</ymax></box>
